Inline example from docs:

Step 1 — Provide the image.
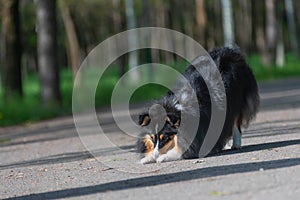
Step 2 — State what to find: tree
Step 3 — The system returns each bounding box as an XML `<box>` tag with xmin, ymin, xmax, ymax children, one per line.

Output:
<box><xmin>275</xmin><ymin>1</ymin><xmax>285</xmax><ymax>67</ymax></box>
<box><xmin>195</xmin><ymin>0</ymin><xmax>206</xmax><ymax>46</ymax></box>
<box><xmin>285</xmin><ymin>0</ymin><xmax>299</xmax><ymax>57</ymax></box>
<box><xmin>112</xmin><ymin>0</ymin><xmax>127</xmax><ymax>78</ymax></box>
<box><xmin>125</xmin><ymin>0</ymin><xmax>139</xmax><ymax>81</ymax></box>
<box><xmin>35</xmin><ymin>0</ymin><xmax>61</xmax><ymax>105</ymax></box>
<box><xmin>265</xmin><ymin>0</ymin><xmax>277</xmax><ymax>65</ymax></box>
<box><xmin>59</xmin><ymin>0</ymin><xmax>81</xmax><ymax>85</ymax></box>
<box><xmin>221</xmin><ymin>0</ymin><xmax>235</xmax><ymax>47</ymax></box>
<box><xmin>253</xmin><ymin>0</ymin><xmax>268</xmax><ymax>66</ymax></box>
<box><xmin>236</xmin><ymin>0</ymin><xmax>252</xmax><ymax>52</ymax></box>
<box><xmin>1</xmin><ymin>0</ymin><xmax>22</xmax><ymax>100</ymax></box>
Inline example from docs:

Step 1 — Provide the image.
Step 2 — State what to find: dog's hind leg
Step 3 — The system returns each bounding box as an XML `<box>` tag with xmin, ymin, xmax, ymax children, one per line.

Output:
<box><xmin>232</xmin><ymin>125</ymin><xmax>242</xmax><ymax>149</ymax></box>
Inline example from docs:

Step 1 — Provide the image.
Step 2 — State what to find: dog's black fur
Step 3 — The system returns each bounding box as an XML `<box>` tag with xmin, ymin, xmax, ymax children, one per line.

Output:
<box><xmin>137</xmin><ymin>47</ymin><xmax>260</xmax><ymax>162</ymax></box>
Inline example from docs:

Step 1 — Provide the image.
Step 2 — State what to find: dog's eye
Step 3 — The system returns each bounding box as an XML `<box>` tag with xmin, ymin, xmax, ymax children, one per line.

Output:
<box><xmin>166</xmin><ymin>116</ymin><xmax>180</xmax><ymax>128</ymax></box>
<box><xmin>162</xmin><ymin>135</ymin><xmax>170</xmax><ymax>142</ymax></box>
<box><xmin>150</xmin><ymin>134</ymin><xmax>156</xmax><ymax>141</ymax></box>
<box><xmin>159</xmin><ymin>134</ymin><xmax>167</xmax><ymax>141</ymax></box>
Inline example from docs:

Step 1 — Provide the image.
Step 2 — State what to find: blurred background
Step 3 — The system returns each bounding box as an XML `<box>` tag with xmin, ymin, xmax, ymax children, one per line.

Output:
<box><xmin>1</xmin><ymin>0</ymin><xmax>300</xmax><ymax>126</ymax></box>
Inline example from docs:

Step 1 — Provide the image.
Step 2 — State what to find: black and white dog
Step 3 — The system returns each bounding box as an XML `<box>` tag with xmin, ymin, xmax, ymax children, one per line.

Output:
<box><xmin>137</xmin><ymin>47</ymin><xmax>260</xmax><ymax>164</ymax></box>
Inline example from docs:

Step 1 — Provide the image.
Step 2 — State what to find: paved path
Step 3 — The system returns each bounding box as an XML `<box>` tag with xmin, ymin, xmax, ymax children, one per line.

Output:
<box><xmin>1</xmin><ymin>78</ymin><xmax>300</xmax><ymax>199</ymax></box>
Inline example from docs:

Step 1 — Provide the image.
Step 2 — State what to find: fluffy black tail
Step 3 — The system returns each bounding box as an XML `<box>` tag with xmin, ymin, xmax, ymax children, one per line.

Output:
<box><xmin>210</xmin><ymin>47</ymin><xmax>260</xmax><ymax>130</ymax></box>
<box><xmin>239</xmin><ymin>64</ymin><xmax>260</xmax><ymax>128</ymax></box>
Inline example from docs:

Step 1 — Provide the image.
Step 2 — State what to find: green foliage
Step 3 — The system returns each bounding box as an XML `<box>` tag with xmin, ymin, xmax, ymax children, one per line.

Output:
<box><xmin>247</xmin><ymin>53</ymin><xmax>300</xmax><ymax>81</ymax></box>
<box><xmin>1</xmin><ymin>55</ymin><xmax>300</xmax><ymax>126</ymax></box>
<box><xmin>0</xmin><ymin>71</ymin><xmax>71</xmax><ymax>126</ymax></box>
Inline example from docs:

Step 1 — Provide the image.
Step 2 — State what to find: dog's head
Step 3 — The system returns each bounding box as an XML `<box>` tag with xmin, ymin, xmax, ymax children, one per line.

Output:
<box><xmin>137</xmin><ymin>79</ymin><xmax>201</xmax><ymax>159</ymax></box>
<box><xmin>138</xmin><ymin>111</ymin><xmax>181</xmax><ymax>158</ymax></box>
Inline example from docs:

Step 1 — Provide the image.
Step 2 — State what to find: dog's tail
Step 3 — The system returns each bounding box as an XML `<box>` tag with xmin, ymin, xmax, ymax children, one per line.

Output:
<box><xmin>210</xmin><ymin>47</ymin><xmax>260</xmax><ymax>130</ymax></box>
<box><xmin>238</xmin><ymin>64</ymin><xmax>260</xmax><ymax>129</ymax></box>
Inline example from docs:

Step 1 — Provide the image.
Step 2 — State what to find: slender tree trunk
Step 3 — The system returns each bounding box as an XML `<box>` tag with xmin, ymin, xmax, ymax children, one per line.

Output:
<box><xmin>112</xmin><ymin>0</ymin><xmax>126</xmax><ymax>79</ymax></box>
<box><xmin>125</xmin><ymin>0</ymin><xmax>139</xmax><ymax>81</ymax></box>
<box><xmin>221</xmin><ymin>0</ymin><xmax>235</xmax><ymax>47</ymax></box>
<box><xmin>141</xmin><ymin>0</ymin><xmax>154</xmax><ymax>81</ymax></box>
<box><xmin>60</xmin><ymin>1</ymin><xmax>81</xmax><ymax>85</ymax></box>
<box><xmin>236</xmin><ymin>0</ymin><xmax>252</xmax><ymax>52</ymax></box>
<box><xmin>294</xmin><ymin>1</ymin><xmax>300</xmax><ymax>52</ymax></box>
<box><xmin>35</xmin><ymin>0</ymin><xmax>61</xmax><ymax>105</ymax></box>
<box><xmin>195</xmin><ymin>0</ymin><xmax>206</xmax><ymax>46</ymax></box>
<box><xmin>276</xmin><ymin>0</ymin><xmax>285</xmax><ymax>67</ymax></box>
<box><xmin>253</xmin><ymin>0</ymin><xmax>269</xmax><ymax>66</ymax></box>
<box><xmin>265</xmin><ymin>0</ymin><xmax>277</xmax><ymax>65</ymax></box>
<box><xmin>113</xmin><ymin>0</ymin><xmax>122</xmax><ymax>33</ymax></box>
<box><xmin>285</xmin><ymin>0</ymin><xmax>299</xmax><ymax>57</ymax></box>
<box><xmin>295</xmin><ymin>1</ymin><xmax>300</xmax><ymax>26</ymax></box>
<box><xmin>149</xmin><ymin>4</ymin><xmax>159</xmax><ymax>64</ymax></box>
<box><xmin>276</xmin><ymin>27</ymin><xmax>285</xmax><ymax>67</ymax></box>
<box><xmin>205</xmin><ymin>1</ymin><xmax>218</xmax><ymax>50</ymax></box>
<box><xmin>1</xmin><ymin>0</ymin><xmax>22</xmax><ymax>99</ymax></box>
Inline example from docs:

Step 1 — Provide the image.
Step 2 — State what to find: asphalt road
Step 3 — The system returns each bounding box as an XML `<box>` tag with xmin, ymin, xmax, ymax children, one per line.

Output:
<box><xmin>1</xmin><ymin>78</ymin><xmax>300</xmax><ymax>200</ymax></box>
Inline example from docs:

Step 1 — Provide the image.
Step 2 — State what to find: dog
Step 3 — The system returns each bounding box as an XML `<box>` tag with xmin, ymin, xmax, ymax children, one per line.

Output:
<box><xmin>136</xmin><ymin>47</ymin><xmax>260</xmax><ymax>164</ymax></box>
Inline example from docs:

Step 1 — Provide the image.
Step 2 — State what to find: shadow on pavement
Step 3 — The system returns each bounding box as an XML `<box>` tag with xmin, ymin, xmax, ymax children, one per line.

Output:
<box><xmin>1</xmin><ymin>138</ymin><xmax>300</xmax><ymax>171</ymax></box>
<box><xmin>212</xmin><ymin>138</ymin><xmax>300</xmax><ymax>157</ymax></box>
<box><xmin>5</xmin><ymin>157</ymin><xmax>300</xmax><ymax>200</ymax></box>
<box><xmin>0</xmin><ymin>145</ymin><xmax>135</xmax><ymax>170</ymax></box>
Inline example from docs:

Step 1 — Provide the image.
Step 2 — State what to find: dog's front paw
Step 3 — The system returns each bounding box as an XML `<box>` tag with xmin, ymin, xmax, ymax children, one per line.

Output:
<box><xmin>140</xmin><ymin>155</ymin><xmax>155</xmax><ymax>164</ymax></box>
<box><xmin>156</xmin><ymin>154</ymin><xmax>168</xmax><ymax>163</ymax></box>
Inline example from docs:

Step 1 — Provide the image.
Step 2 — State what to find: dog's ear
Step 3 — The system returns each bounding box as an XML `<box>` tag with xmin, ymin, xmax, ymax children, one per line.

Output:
<box><xmin>166</xmin><ymin>115</ymin><xmax>180</xmax><ymax>128</ymax></box>
<box><xmin>138</xmin><ymin>113</ymin><xmax>151</xmax><ymax>127</ymax></box>
<box><xmin>174</xmin><ymin>119</ymin><xmax>180</xmax><ymax>128</ymax></box>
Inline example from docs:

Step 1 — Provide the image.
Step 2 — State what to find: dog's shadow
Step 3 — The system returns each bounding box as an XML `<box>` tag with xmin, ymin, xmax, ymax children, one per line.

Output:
<box><xmin>208</xmin><ymin>138</ymin><xmax>300</xmax><ymax>157</ymax></box>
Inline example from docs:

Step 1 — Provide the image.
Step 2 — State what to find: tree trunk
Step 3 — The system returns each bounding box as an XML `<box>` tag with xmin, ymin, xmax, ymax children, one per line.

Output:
<box><xmin>265</xmin><ymin>0</ymin><xmax>277</xmax><ymax>65</ymax></box>
<box><xmin>276</xmin><ymin>0</ymin><xmax>285</xmax><ymax>67</ymax></box>
<box><xmin>125</xmin><ymin>0</ymin><xmax>139</xmax><ymax>81</ymax></box>
<box><xmin>253</xmin><ymin>0</ymin><xmax>269</xmax><ymax>66</ymax></box>
<box><xmin>1</xmin><ymin>0</ymin><xmax>22</xmax><ymax>100</ymax></box>
<box><xmin>221</xmin><ymin>0</ymin><xmax>235</xmax><ymax>47</ymax></box>
<box><xmin>35</xmin><ymin>0</ymin><xmax>61</xmax><ymax>105</ymax></box>
<box><xmin>236</xmin><ymin>0</ymin><xmax>252</xmax><ymax>52</ymax></box>
<box><xmin>141</xmin><ymin>0</ymin><xmax>154</xmax><ymax>81</ymax></box>
<box><xmin>195</xmin><ymin>0</ymin><xmax>206</xmax><ymax>46</ymax></box>
<box><xmin>60</xmin><ymin>1</ymin><xmax>81</xmax><ymax>85</ymax></box>
<box><xmin>294</xmin><ymin>0</ymin><xmax>300</xmax><ymax>26</ymax></box>
<box><xmin>285</xmin><ymin>0</ymin><xmax>299</xmax><ymax>57</ymax></box>
<box><xmin>293</xmin><ymin>0</ymin><xmax>300</xmax><ymax>55</ymax></box>
<box><xmin>206</xmin><ymin>1</ymin><xmax>220</xmax><ymax>50</ymax></box>
<box><xmin>112</xmin><ymin>0</ymin><xmax>126</xmax><ymax>79</ymax></box>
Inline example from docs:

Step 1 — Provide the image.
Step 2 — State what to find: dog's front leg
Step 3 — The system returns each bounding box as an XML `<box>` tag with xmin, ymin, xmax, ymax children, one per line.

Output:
<box><xmin>140</xmin><ymin>153</ymin><xmax>156</xmax><ymax>164</ymax></box>
<box><xmin>156</xmin><ymin>149</ymin><xmax>182</xmax><ymax>163</ymax></box>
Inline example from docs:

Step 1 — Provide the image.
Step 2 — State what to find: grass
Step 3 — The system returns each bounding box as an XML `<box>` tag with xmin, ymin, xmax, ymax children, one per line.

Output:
<box><xmin>0</xmin><ymin>70</ymin><xmax>72</xmax><ymax>126</ymax></box>
<box><xmin>1</xmin><ymin>54</ymin><xmax>300</xmax><ymax>126</ymax></box>
<box><xmin>248</xmin><ymin>53</ymin><xmax>300</xmax><ymax>81</ymax></box>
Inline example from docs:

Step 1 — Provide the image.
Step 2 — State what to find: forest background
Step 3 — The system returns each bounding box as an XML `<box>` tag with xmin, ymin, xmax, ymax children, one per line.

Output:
<box><xmin>1</xmin><ymin>0</ymin><xmax>300</xmax><ymax>126</ymax></box>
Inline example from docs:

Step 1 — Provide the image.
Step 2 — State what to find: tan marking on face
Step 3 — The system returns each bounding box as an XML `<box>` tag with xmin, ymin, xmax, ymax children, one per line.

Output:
<box><xmin>150</xmin><ymin>134</ymin><xmax>155</xmax><ymax>141</ymax></box>
<box><xmin>159</xmin><ymin>134</ymin><xmax>164</xmax><ymax>141</ymax></box>
<box><xmin>144</xmin><ymin>135</ymin><xmax>154</xmax><ymax>155</ymax></box>
<box><xmin>174</xmin><ymin>119</ymin><xmax>180</xmax><ymax>128</ymax></box>
<box><xmin>172</xmin><ymin>135</ymin><xmax>182</xmax><ymax>154</ymax></box>
<box><xmin>166</xmin><ymin>116</ymin><xmax>171</xmax><ymax>124</ymax></box>
<box><xmin>141</xmin><ymin>115</ymin><xmax>151</xmax><ymax>127</ymax></box>
<box><xmin>159</xmin><ymin>135</ymin><xmax>175</xmax><ymax>155</ymax></box>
